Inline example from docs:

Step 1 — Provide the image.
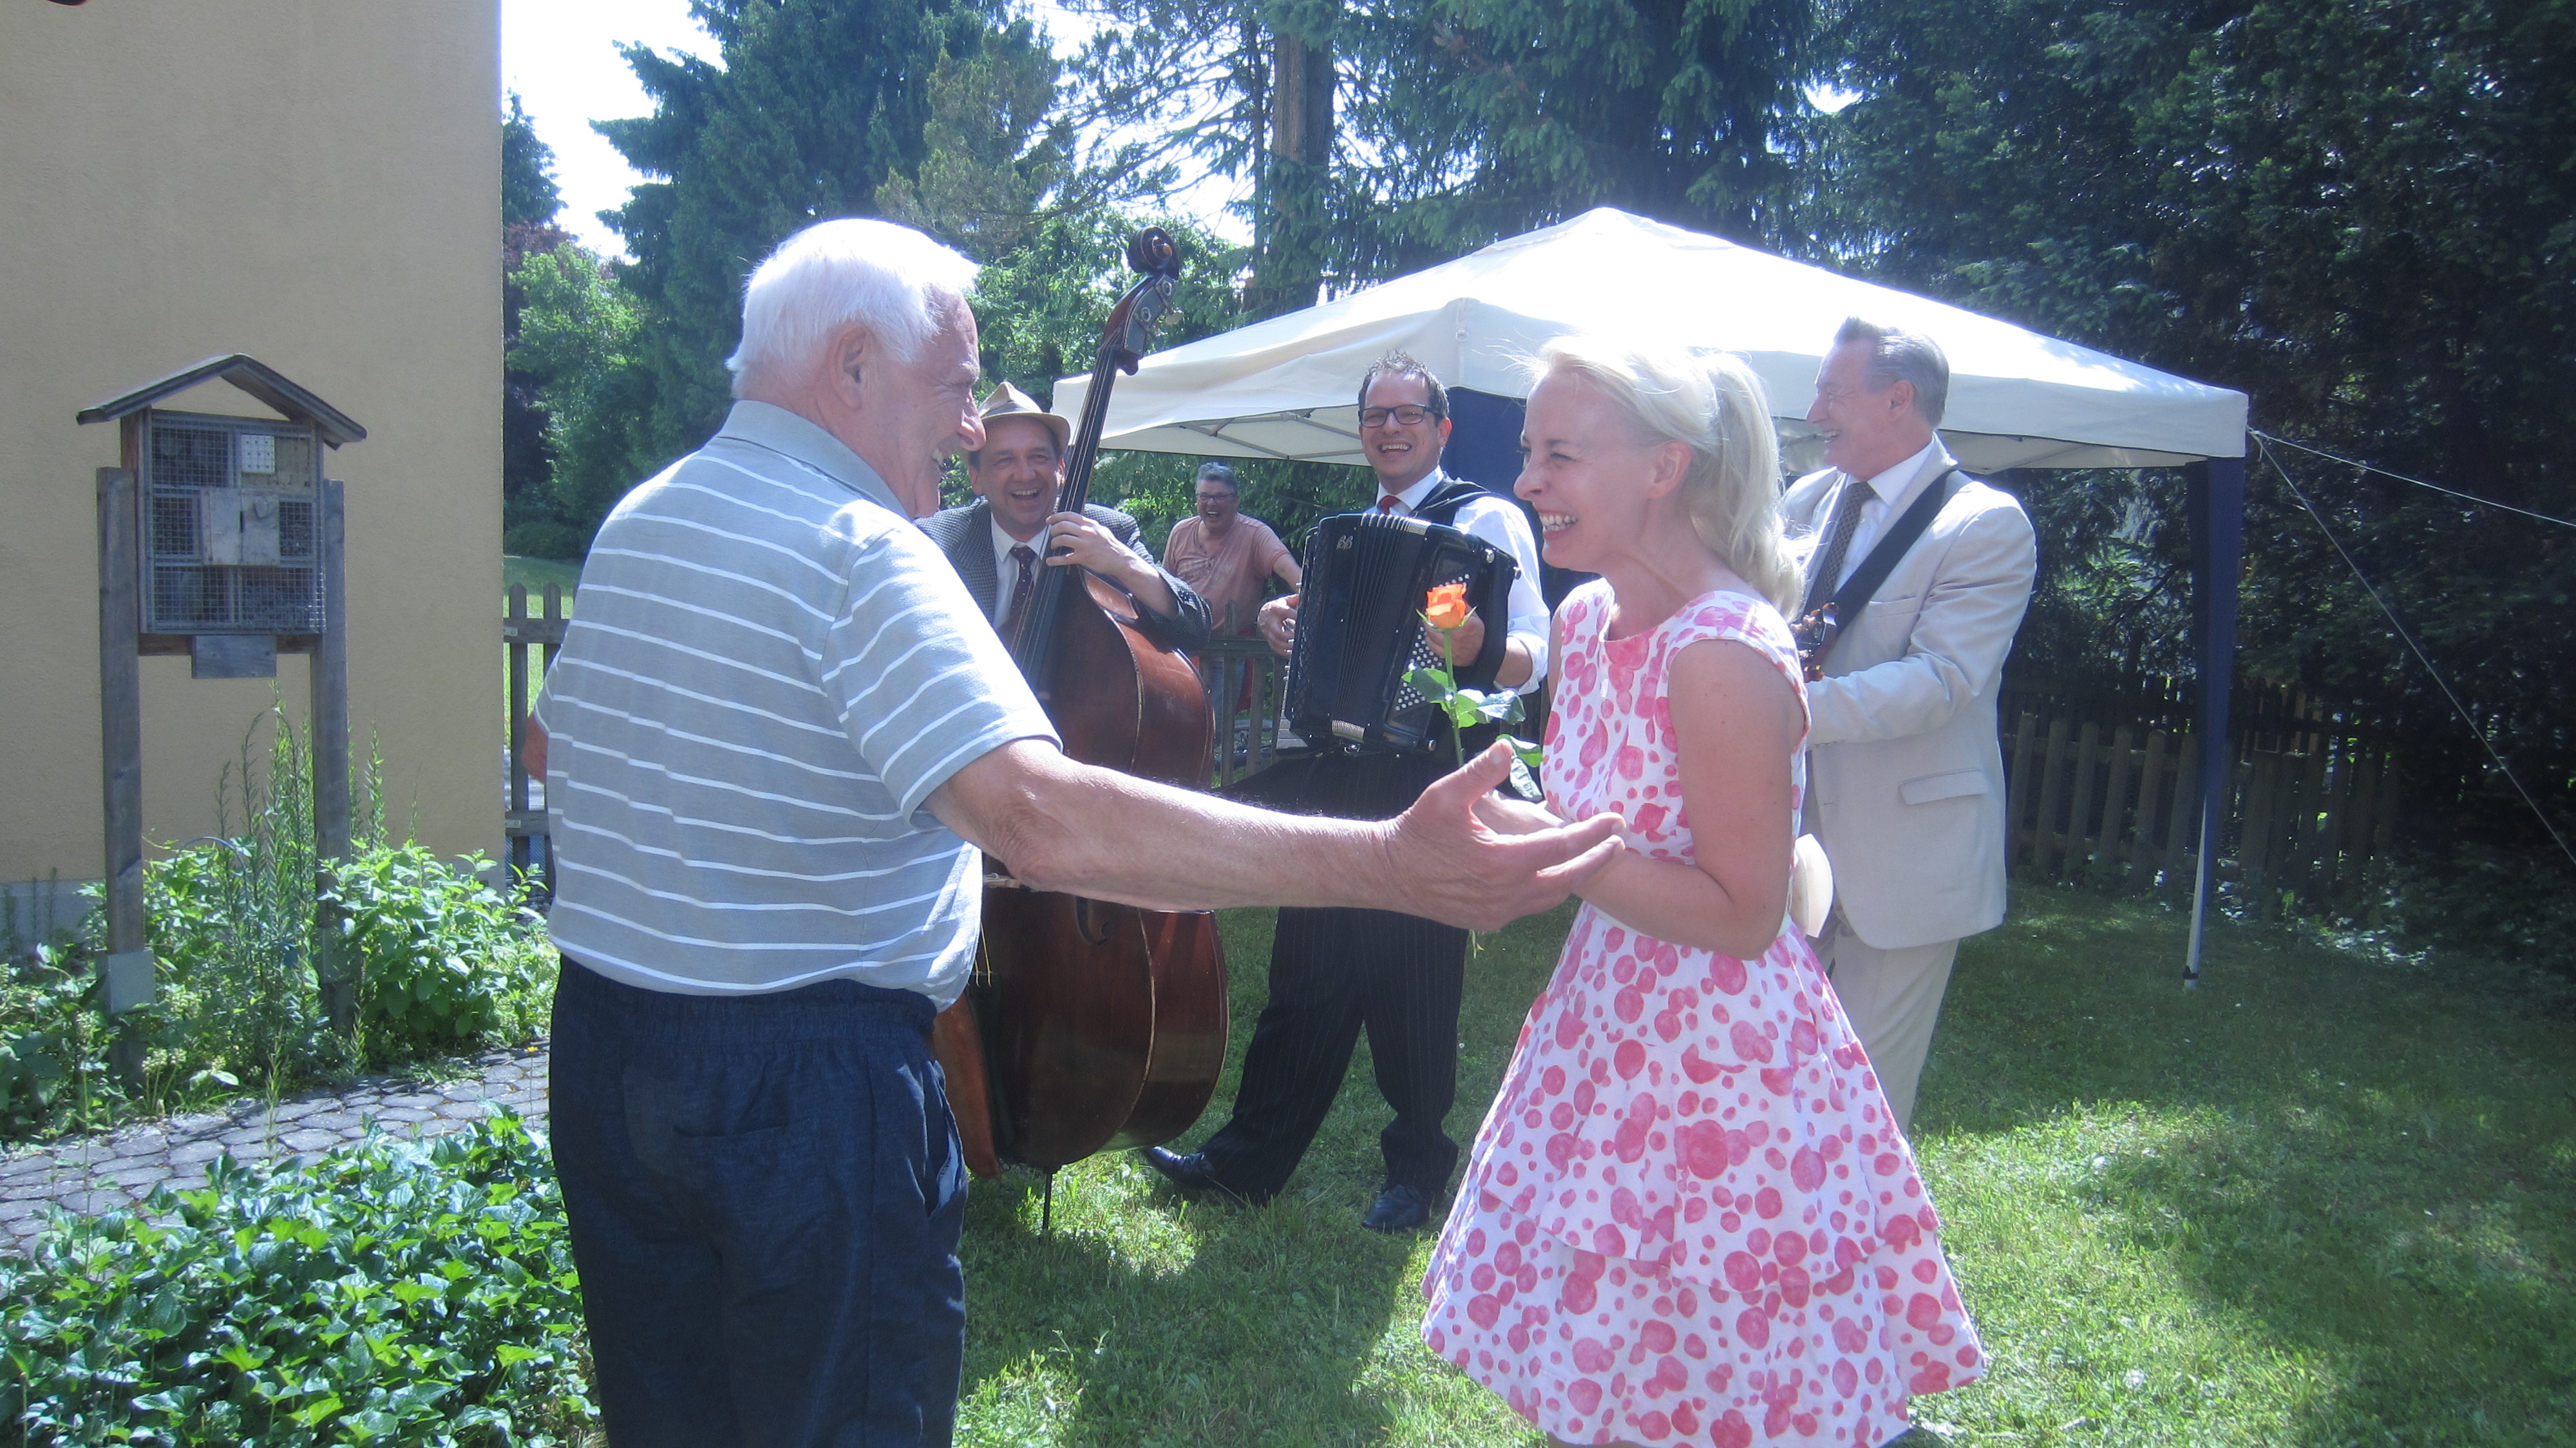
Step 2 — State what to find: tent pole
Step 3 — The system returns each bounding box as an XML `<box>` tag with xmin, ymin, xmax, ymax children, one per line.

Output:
<box><xmin>2184</xmin><ymin>451</ymin><xmax>2248</xmax><ymax>987</ymax></box>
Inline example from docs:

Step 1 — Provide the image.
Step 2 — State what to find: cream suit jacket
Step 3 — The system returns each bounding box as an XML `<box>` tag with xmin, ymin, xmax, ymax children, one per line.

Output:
<box><xmin>1783</xmin><ymin>445</ymin><xmax>2037</xmax><ymax>951</ymax></box>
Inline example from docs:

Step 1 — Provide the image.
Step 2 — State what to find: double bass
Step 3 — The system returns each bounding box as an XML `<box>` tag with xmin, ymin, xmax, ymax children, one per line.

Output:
<box><xmin>932</xmin><ymin>231</ymin><xmax>1229</xmax><ymax>1202</ymax></box>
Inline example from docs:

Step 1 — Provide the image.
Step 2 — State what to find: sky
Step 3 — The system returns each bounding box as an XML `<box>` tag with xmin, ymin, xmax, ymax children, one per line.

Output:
<box><xmin>498</xmin><ymin>0</ymin><xmax>1250</xmax><ymax>260</ymax></box>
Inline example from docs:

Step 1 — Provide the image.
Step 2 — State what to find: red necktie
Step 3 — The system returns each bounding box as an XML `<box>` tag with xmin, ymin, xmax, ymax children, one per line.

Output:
<box><xmin>1000</xmin><ymin>544</ymin><xmax>1038</xmax><ymax>641</ymax></box>
<box><xmin>1376</xmin><ymin>495</ymin><xmax>1401</xmax><ymax>515</ymax></box>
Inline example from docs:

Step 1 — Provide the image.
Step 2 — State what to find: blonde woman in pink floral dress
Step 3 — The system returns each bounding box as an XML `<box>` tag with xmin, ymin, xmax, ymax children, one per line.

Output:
<box><xmin>1423</xmin><ymin>338</ymin><xmax>1982</xmax><ymax>1448</ymax></box>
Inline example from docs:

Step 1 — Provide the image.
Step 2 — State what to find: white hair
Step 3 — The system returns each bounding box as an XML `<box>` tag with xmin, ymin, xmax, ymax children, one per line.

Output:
<box><xmin>1529</xmin><ymin>336</ymin><xmax>1801</xmax><ymax>617</ymax></box>
<box><xmin>728</xmin><ymin>218</ymin><xmax>980</xmax><ymax>393</ymax></box>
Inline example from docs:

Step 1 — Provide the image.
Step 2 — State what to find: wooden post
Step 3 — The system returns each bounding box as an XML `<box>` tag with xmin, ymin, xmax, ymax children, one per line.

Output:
<box><xmin>2160</xmin><ymin>739</ymin><xmax>2201</xmax><ymax>901</ymax></box>
<box><xmin>2301</xmin><ymin>744</ymin><xmax>2333</xmax><ymax>902</ymax></box>
<box><xmin>2241</xmin><ymin>751</ymin><xmax>2281</xmax><ymax>917</ymax></box>
<box><xmin>2005</xmin><ymin>710</ymin><xmax>2038</xmax><ymax>868</ymax></box>
<box><xmin>2127</xmin><ymin>729</ymin><xmax>2168</xmax><ymax>893</ymax></box>
<box><xmin>2314</xmin><ymin>741</ymin><xmax>2354</xmax><ymax>904</ymax></box>
<box><xmin>2031</xmin><ymin>716</ymin><xmax>2070</xmax><ymax>879</ymax></box>
<box><xmin>507</xmin><ymin>585</ymin><xmax>531</xmax><ymax>877</ymax></box>
<box><xmin>2345</xmin><ymin>748</ymin><xmax>2384</xmax><ymax>890</ymax></box>
<box><xmin>311</xmin><ymin>478</ymin><xmax>354</xmax><ymax>1037</ymax></box>
<box><xmin>97</xmin><ymin>464</ymin><xmax>149</xmax><ymax>1087</ymax></box>
<box><xmin>539</xmin><ymin>584</ymin><xmax>562</xmax><ymax>897</ymax></box>
<box><xmin>2099</xmin><ymin>724</ymin><xmax>2137</xmax><ymax>888</ymax></box>
<box><xmin>2064</xmin><ymin>722</ymin><xmax>2103</xmax><ymax>882</ymax></box>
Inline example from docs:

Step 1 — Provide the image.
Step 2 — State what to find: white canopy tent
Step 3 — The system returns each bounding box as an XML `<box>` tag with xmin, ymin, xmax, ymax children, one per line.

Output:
<box><xmin>1054</xmin><ymin>207</ymin><xmax>2246</xmax><ymax>473</ymax></box>
<box><xmin>1057</xmin><ymin>207</ymin><xmax>2254</xmax><ymax>984</ymax></box>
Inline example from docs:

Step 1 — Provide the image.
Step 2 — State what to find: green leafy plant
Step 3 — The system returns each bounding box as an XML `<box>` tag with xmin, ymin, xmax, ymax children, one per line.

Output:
<box><xmin>0</xmin><ymin>944</ymin><xmax>109</xmax><ymax>1138</ymax></box>
<box><xmin>0</xmin><ymin>1114</ymin><xmax>596</xmax><ymax>1445</ymax></box>
<box><xmin>332</xmin><ymin>844</ymin><xmax>554</xmax><ymax>1065</ymax></box>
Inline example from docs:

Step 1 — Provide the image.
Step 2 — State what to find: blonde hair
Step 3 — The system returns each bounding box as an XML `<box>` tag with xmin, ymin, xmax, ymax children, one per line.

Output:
<box><xmin>1530</xmin><ymin>337</ymin><xmax>1801</xmax><ymax>616</ymax></box>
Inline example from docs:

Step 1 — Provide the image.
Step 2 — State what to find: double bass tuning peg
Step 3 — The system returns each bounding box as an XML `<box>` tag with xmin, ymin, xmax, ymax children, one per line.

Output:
<box><xmin>1126</xmin><ymin>227</ymin><xmax>1180</xmax><ymax>278</ymax></box>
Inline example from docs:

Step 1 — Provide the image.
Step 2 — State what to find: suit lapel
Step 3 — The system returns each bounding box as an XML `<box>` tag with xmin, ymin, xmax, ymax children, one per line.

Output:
<box><xmin>950</xmin><ymin>500</ymin><xmax>1002</xmax><ymax>615</ymax></box>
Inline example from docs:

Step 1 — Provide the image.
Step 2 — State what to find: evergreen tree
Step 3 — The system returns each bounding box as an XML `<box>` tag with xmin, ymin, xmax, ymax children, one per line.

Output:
<box><xmin>501</xmin><ymin>93</ymin><xmax>564</xmax><ymax>231</ymax></box>
<box><xmin>500</xmin><ymin>95</ymin><xmax>572</xmax><ymax>555</ymax></box>
<box><xmin>597</xmin><ymin>0</ymin><xmax>994</xmax><ymax>467</ymax></box>
<box><xmin>1346</xmin><ymin>0</ymin><xmax>1820</xmax><ymax>267</ymax></box>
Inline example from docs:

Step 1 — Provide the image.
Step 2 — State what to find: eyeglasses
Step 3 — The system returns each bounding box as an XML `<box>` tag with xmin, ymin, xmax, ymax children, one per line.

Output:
<box><xmin>1358</xmin><ymin>405</ymin><xmax>1435</xmax><ymax>429</ymax></box>
<box><xmin>1193</xmin><ymin>491</ymin><xmax>1236</xmax><ymax>502</ymax></box>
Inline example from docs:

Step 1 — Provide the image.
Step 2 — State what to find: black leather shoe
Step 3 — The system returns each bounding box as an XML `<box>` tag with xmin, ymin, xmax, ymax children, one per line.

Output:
<box><xmin>1141</xmin><ymin>1147</ymin><xmax>1265</xmax><ymax>1205</ymax></box>
<box><xmin>1361</xmin><ymin>1184</ymin><xmax>1431</xmax><ymax>1233</ymax></box>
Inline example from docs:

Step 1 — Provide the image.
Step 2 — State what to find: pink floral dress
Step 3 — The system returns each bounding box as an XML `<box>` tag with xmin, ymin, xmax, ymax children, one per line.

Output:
<box><xmin>1423</xmin><ymin>584</ymin><xmax>1983</xmax><ymax>1448</ymax></box>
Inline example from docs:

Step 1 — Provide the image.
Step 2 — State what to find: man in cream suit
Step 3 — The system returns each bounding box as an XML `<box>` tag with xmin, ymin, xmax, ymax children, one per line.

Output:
<box><xmin>1783</xmin><ymin>318</ymin><xmax>2037</xmax><ymax>1129</ymax></box>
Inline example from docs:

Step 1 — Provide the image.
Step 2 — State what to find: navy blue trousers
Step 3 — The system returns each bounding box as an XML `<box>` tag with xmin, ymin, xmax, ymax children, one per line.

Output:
<box><xmin>549</xmin><ymin>960</ymin><xmax>967</xmax><ymax>1448</ymax></box>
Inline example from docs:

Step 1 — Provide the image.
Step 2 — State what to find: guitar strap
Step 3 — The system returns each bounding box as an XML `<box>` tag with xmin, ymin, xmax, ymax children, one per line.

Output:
<box><xmin>1795</xmin><ymin>469</ymin><xmax>1959</xmax><ymax>678</ymax></box>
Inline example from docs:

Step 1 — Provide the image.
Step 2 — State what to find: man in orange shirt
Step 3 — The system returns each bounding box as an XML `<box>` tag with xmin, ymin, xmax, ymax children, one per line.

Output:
<box><xmin>1160</xmin><ymin>462</ymin><xmax>1301</xmax><ymax>636</ymax></box>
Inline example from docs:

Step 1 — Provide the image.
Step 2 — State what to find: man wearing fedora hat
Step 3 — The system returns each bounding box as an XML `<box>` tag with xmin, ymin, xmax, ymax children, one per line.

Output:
<box><xmin>920</xmin><ymin>383</ymin><xmax>1209</xmax><ymax>651</ymax></box>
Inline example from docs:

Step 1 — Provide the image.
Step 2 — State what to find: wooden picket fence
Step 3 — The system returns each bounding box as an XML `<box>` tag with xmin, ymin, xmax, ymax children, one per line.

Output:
<box><xmin>1997</xmin><ymin>681</ymin><xmax>2405</xmax><ymax>917</ymax></box>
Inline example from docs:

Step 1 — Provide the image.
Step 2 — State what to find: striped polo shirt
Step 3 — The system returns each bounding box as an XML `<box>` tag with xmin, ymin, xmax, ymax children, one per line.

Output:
<box><xmin>534</xmin><ymin>401</ymin><xmax>1058</xmax><ymax>1002</ymax></box>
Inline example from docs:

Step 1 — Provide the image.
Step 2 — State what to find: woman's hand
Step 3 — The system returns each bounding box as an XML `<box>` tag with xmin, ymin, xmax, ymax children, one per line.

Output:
<box><xmin>1472</xmin><ymin>792</ymin><xmax>1564</xmax><ymax>837</ymax></box>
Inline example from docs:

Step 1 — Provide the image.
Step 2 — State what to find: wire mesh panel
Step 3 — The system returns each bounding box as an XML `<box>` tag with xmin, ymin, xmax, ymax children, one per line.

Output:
<box><xmin>139</xmin><ymin>412</ymin><xmax>324</xmax><ymax>634</ymax></box>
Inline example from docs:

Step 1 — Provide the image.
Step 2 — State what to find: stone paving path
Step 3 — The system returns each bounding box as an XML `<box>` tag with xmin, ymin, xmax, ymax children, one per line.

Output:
<box><xmin>0</xmin><ymin>1040</ymin><xmax>550</xmax><ymax>1254</ymax></box>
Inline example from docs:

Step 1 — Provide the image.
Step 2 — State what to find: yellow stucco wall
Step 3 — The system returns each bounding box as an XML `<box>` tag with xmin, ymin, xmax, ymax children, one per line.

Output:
<box><xmin>0</xmin><ymin>1</ymin><xmax>502</xmax><ymax>895</ymax></box>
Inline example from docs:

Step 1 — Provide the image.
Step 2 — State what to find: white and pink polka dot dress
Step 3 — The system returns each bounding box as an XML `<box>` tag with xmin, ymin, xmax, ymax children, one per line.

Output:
<box><xmin>1423</xmin><ymin>583</ymin><xmax>1983</xmax><ymax>1447</ymax></box>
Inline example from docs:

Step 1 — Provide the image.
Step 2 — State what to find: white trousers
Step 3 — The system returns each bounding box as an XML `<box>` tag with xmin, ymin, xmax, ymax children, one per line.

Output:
<box><xmin>1817</xmin><ymin>921</ymin><xmax>1960</xmax><ymax>1132</ymax></box>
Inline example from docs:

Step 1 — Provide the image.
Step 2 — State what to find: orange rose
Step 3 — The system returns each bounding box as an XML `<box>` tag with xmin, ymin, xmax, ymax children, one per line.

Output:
<box><xmin>1423</xmin><ymin>582</ymin><xmax>1472</xmax><ymax>631</ymax></box>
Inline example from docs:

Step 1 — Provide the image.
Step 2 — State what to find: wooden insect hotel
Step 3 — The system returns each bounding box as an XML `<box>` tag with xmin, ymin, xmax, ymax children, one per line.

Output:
<box><xmin>78</xmin><ymin>356</ymin><xmax>365</xmax><ymax>1073</ymax></box>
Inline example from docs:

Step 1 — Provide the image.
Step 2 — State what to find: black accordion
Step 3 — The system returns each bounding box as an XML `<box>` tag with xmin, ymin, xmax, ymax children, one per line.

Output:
<box><xmin>1284</xmin><ymin>511</ymin><xmax>1519</xmax><ymax>754</ymax></box>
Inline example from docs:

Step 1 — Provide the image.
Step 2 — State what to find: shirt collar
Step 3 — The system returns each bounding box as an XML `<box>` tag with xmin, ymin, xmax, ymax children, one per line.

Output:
<box><xmin>985</xmin><ymin>506</ymin><xmax>1032</xmax><ymax>566</ymax></box>
<box><xmin>714</xmin><ymin>401</ymin><xmax>907</xmax><ymax>517</ymax></box>
<box><xmin>1857</xmin><ymin>439</ymin><xmax>1943</xmax><ymax>506</ymax></box>
<box><xmin>1379</xmin><ymin>467</ymin><xmax>1448</xmax><ymax>512</ymax></box>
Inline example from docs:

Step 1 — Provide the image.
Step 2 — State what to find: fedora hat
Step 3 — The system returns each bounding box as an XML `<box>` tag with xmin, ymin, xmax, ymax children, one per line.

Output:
<box><xmin>978</xmin><ymin>382</ymin><xmax>1073</xmax><ymax>454</ymax></box>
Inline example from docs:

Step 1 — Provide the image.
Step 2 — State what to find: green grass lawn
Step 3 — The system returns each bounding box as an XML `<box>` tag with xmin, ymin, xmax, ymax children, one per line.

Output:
<box><xmin>951</xmin><ymin>888</ymin><xmax>2576</xmax><ymax>1447</ymax></box>
<box><xmin>503</xmin><ymin>554</ymin><xmax>583</xmax><ymax>610</ymax></box>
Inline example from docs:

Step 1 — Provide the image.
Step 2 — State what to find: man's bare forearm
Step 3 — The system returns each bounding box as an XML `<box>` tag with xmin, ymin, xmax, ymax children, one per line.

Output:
<box><xmin>928</xmin><ymin>740</ymin><xmax>1620</xmax><ymax>931</ymax></box>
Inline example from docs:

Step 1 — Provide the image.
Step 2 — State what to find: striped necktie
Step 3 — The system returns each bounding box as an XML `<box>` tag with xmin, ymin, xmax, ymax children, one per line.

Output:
<box><xmin>1000</xmin><ymin>544</ymin><xmax>1038</xmax><ymax>641</ymax></box>
<box><xmin>1803</xmin><ymin>479</ymin><xmax>1870</xmax><ymax>614</ymax></box>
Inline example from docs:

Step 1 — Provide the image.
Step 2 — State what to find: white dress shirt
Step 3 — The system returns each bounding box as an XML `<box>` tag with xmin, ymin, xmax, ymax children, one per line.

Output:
<box><xmin>1374</xmin><ymin>469</ymin><xmax>1551</xmax><ymax>694</ymax></box>
<box><xmin>1824</xmin><ymin>440</ymin><xmax>1946</xmax><ymax>592</ymax></box>
<box><xmin>983</xmin><ymin>512</ymin><xmax>1038</xmax><ymax>623</ymax></box>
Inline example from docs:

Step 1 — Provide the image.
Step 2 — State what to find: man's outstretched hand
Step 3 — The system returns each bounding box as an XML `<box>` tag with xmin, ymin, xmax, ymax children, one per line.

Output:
<box><xmin>1383</xmin><ymin>742</ymin><xmax>1622</xmax><ymax>931</ymax></box>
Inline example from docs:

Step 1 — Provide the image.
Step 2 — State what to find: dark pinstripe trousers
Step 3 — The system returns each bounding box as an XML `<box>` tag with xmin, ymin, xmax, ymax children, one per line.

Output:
<box><xmin>1202</xmin><ymin>748</ymin><xmax>1470</xmax><ymax>1200</ymax></box>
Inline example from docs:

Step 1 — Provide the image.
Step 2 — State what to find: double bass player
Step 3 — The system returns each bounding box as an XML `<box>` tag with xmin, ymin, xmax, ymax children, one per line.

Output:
<box><xmin>526</xmin><ymin>218</ymin><xmax>1621</xmax><ymax>1447</ymax></box>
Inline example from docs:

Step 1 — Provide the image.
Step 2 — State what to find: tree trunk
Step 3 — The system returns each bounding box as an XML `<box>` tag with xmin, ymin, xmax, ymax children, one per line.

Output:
<box><xmin>1247</xmin><ymin>22</ymin><xmax>1336</xmax><ymax>319</ymax></box>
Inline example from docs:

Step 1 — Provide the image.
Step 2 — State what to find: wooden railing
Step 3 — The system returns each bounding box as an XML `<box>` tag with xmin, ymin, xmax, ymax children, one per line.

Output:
<box><xmin>503</xmin><ymin>584</ymin><xmax>565</xmax><ymax>898</ymax></box>
<box><xmin>1198</xmin><ymin>635</ymin><xmax>1289</xmax><ymax>789</ymax></box>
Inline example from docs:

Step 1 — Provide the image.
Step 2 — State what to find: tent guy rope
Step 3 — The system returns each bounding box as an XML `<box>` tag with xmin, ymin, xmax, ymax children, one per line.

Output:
<box><xmin>2253</xmin><ymin>430</ymin><xmax>2576</xmax><ymax>531</ymax></box>
<box><xmin>2254</xmin><ymin>435</ymin><xmax>2576</xmax><ymax>874</ymax></box>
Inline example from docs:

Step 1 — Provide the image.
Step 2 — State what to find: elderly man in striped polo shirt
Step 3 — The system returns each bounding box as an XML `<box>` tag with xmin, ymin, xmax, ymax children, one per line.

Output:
<box><xmin>527</xmin><ymin>218</ymin><xmax>1622</xmax><ymax>1448</ymax></box>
